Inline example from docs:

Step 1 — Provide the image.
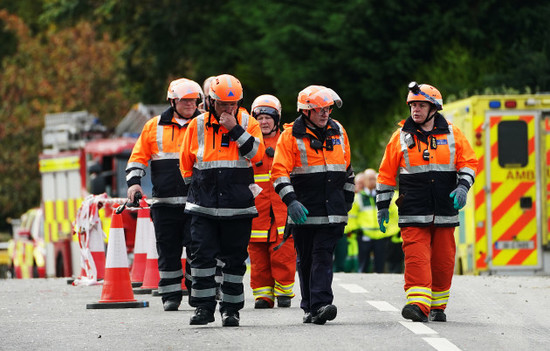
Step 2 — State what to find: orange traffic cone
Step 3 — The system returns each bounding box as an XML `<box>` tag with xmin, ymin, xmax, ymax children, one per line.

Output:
<box><xmin>89</xmin><ymin>221</ymin><xmax>106</xmax><ymax>281</ymax></box>
<box><xmin>86</xmin><ymin>206</ymin><xmax>148</xmax><ymax>309</ymax></box>
<box><xmin>181</xmin><ymin>248</ymin><xmax>189</xmax><ymax>295</ymax></box>
<box><xmin>130</xmin><ymin>198</ymin><xmax>149</xmax><ymax>287</ymax></box>
<box><xmin>133</xmin><ymin>214</ymin><xmax>159</xmax><ymax>295</ymax></box>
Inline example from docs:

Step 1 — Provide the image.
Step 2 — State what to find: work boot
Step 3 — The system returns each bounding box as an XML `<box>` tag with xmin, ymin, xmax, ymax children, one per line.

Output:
<box><xmin>402</xmin><ymin>304</ymin><xmax>428</xmax><ymax>322</ymax></box>
<box><xmin>254</xmin><ymin>299</ymin><xmax>272</xmax><ymax>309</ymax></box>
<box><xmin>163</xmin><ymin>300</ymin><xmax>180</xmax><ymax>311</ymax></box>
<box><xmin>312</xmin><ymin>304</ymin><xmax>337</xmax><ymax>325</ymax></box>
<box><xmin>221</xmin><ymin>310</ymin><xmax>240</xmax><ymax>327</ymax></box>
<box><xmin>303</xmin><ymin>312</ymin><xmax>312</xmax><ymax>324</ymax></box>
<box><xmin>277</xmin><ymin>296</ymin><xmax>291</xmax><ymax>308</ymax></box>
<box><xmin>189</xmin><ymin>308</ymin><xmax>215</xmax><ymax>325</ymax></box>
<box><xmin>429</xmin><ymin>309</ymin><xmax>447</xmax><ymax>322</ymax></box>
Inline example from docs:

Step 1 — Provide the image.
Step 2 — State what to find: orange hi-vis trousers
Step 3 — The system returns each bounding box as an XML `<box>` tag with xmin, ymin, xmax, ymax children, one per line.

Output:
<box><xmin>401</xmin><ymin>226</ymin><xmax>456</xmax><ymax>316</ymax></box>
<box><xmin>248</xmin><ymin>226</ymin><xmax>296</xmax><ymax>306</ymax></box>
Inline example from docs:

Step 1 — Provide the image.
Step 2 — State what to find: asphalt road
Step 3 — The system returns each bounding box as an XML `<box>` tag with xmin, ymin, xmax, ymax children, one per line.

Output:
<box><xmin>1</xmin><ymin>273</ymin><xmax>549</xmax><ymax>350</ymax></box>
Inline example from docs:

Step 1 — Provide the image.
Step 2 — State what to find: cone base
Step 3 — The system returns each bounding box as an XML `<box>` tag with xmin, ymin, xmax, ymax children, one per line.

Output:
<box><xmin>86</xmin><ymin>301</ymin><xmax>149</xmax><ymax>309</ymax></box>
<box><xmin>132</xmin><ymin>282</ymin><xmax>143</xmax><ymax>288</ymax></box>
<box><xmin>133</xmin><ymin>288</ymin><xmax>153</xmax><ymax>295</ymax></box>
<box><xmin>152</xmin><ymin>289</ymin><xmax>160</xmax><ymax>296</ymax></box>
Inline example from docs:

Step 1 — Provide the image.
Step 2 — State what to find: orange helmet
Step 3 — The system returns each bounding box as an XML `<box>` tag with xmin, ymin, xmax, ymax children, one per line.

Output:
<box><xmin>167</xmin><ymin>78</ymin><xmax>203</xmax><ymax>102</ymax></box>
<box><xmin>209</xmin><ymin>74</ymin><xmax>243</xmax><ymax>102</ymax></box>
<box><xmin>297</xmin><ymin>85</ymin><xmax>342</xmax><ymax>111</ymax></box>
<box><xmin>406</xmin><ymin>82</ymin><xmax>443</xmax><ymax>110</ymax></box>
<box><xmin>251</xmin><ymin>94</ymin><xmax>282</xmax><ymax>126</ymax></box>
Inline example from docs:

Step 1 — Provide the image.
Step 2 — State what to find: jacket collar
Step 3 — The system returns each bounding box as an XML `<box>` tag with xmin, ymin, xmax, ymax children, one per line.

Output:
<box><xmin>159</xmin><ymin>107</ymin><xmax>201</xmax><ymax>126</ymax></box>
<box><xmin>402</xmin><ymin>112</ymin><xmax>450</xmax><ymax>135</ymax></box>
<box><xmin>291</xmin><ymin>115</ymin><xmax>340</xmax><ymax>139</ymax></box>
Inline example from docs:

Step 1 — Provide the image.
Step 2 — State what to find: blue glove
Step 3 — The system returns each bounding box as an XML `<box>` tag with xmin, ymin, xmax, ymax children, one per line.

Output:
<box><xmin>288</xmin><ymin>200</ymin><xmax>309</xmax><ymax>225</ymax></box>
<box><xmin>449</xmin><ymin>184</ymin><xmax>468</xmax><ymax>210</ymax></box>
<box><xmin>377</xmin><ymin>208</ymin><xmax>389</xmax><ymax>233</ymax></box>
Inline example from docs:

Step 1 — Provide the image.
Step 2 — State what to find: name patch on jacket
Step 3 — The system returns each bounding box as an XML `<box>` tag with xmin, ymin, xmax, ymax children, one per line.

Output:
<box><xmin>330</xmin><ymin>136</ymin><xmax>341</xmax><ymax>145</ymax></box>
<box><xmin>436</xmin><ymin>139</ymin><xmax>448</xmax><ymax>145</ymax></box>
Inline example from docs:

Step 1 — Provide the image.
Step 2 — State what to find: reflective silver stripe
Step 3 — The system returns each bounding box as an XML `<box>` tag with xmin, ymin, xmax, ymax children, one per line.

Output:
<box><xmin>434</xmin><ymin>215</ymin><xmax>459</xmax><ymax>224</ymax></box>
<box><xmin>156</xmin><ymin>118</ymin><xmax>164</xmax><ymax>153</ymax></box>
<box><xmin>185</xmin><ymin>203</ymin><xmax>257</xmax><ymax>217</ymax></box>
<box><xmin>399</xmin><ymin>131</ymin><xmax>412</xmax><ymax>168</ymax></box>
<box><xmin>343</xmin><ymin>183</ymin><xmax>355</xmax><ymax>192</ymax></box>
<box><xmin>150</xmin><ymin>196</ymin><xmax>187</xmax><ymax>205</ymax></box>
<box><xmin>278</xmin><ymin>185</ymin><xmax>295</xmax><ymax>199</ymax></box>
<box><xmin>254</xmin><ymin>174</ymin><xmax>270</xmax><ymax>182</ymax></box>
<box><xmin>376</xmin><ymin>192</ymin><xmax>393</xmax><ymax>203</ymax></box>
<box><xmin>399</xmin><ymin>163</ymin><xmax>457</xmax><ymax>174</ymax></box>
<box><xmin>448</xmin><ymin>125</ymin><xmax>456</xmax><ymax>166</ymax></box>
<box><xmin>399</xmin><ymin>215</ymin><xmax>434</xmax><ymax>224</ymax></box>
<box><xmin>333</xmin><ymin>121</ymin><xmax>346</xmax><ymax>158</ymax></box>
<box><xmin>215</xmin><ymin>275</ymin><xmax>223</xmax><ymax>284</ymax></box>
<box><xmin>194</xmin><ymin>160</ymin><xmax>251</xmax><ymax>170</ymax></box>
<box><xmin>296</xmin><ymin>139</ymin><xmax>309</xmax><ymax>167</ymax></box>
<box><xmin>243</xmin><ymin>135</ymin><xmax>261</xmax><ymax>160</ymax></box>
<box><xmin>223</xmin><ymin>292</ymin><xmax>244</xmax><ymax>303</ymax></box>
<box><xmin>431</xmin><ymin>289</ymin><xmax>450</xmax><ymax>298</ymax></box>
<box><xmin>376</xmin><ymin>183</ymin><xmax>395</xmax><ymax>192</ymax></box>
<box><xmin>159</xmin><ymin>269</ymin><xmax>183</xmax><ymax>279</ymax></box>
<box><xmin>185</xmin><ymin>273</ymin><xmax>194</xmax><ymax>282</ymax></box>
<box><xmin>126</xmin><ymin>162</ymin><xmax>146</xmax><ymax>170</ymax></box>
<box><xmin>288</xmin><ymin>215</ymin><xmax>347</xmax><ymax>225</ymax></box>
<box><xmin>216</xmin><ymin>258</ymin><xmax>225</xmax><ymax>267</ymax></box>
<box><xmin>223</xmin><ymin>273</ymin><xmax>243</xmax><ymax>284</ymax></box>
<box><xmin>191</xmin><ymin>287</ymin><xmax>217</xmax><ymax>298</ymax></box>
<box><xmin>459</xmin><ymin>166</ymin><xmax>476</xmax><ymax>186</ymax></box>
<box><xmin>191</xmin><ymin>266</ymin><xmax>216</xmax><ymax>277</ymax></box>
<box><xmin>292</xmin><ymin>164</ymin><xmax>347</xmax><ymax>175</ymax></box>
<box><xmin>236</xmin><ymin>130</ymin><xmax>251</xmax><ymax>146</ymax></box>
<box><xmin>273</xmin><ymin>176</ymin><xmax>291</xmax><ymax>187</ymax></box>
<box><xmin>183</xmin><ymin>176</ymin><xmax>191</xmax><ymax>185</ymax></box>
<box><xmin>126</xmin><ymin>169</ymin><xmax>145</xmax><ymax>181</ymax></box>
<box><xmin>151</xmin><ymin>152</ymin><xmax>180</xmax><ymax>160</ymax></box>
<box><xmin>196</xmin><ymin>115</ymin><xmax>206</xmax><ymax>164</ymax></box>
<box><xmin>158</xmin><ymin>284</ymin><xmax>181</xmax><ymax>294</ymax></box>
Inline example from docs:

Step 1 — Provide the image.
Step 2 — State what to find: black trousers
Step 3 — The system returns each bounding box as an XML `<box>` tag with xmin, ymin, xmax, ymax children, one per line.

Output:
<box><xmin>189</xmin><ymin>215</ymin><xmax>251</xmax><ymax>313</ymax></box>
<box><xmin>357</xmin><ymin>236</ymin><xmax>390</xmax><ymax>273</ymax></box>
<box><xmin>293</xmin><ymin>224</ymin><xmax>344</xmax><ymax>315</ymax></box>
<box><xmin>150</xmin><ymin>206</ymin><xmax>191</xmax><ymax>303</ymax></box>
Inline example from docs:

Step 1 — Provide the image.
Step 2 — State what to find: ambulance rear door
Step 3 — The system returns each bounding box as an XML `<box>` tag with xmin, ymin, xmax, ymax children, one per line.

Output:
<box><xmin>485</xmin><ymin>110</ymin><xmax>543</xmax><ymax>272</ymax></box>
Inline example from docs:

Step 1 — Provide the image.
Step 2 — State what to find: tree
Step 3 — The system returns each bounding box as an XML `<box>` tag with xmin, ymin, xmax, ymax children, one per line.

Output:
<box><xmin>0</xmin><ymin>10</ymin><xmax>130</xmax><ymax>230</ymax></box>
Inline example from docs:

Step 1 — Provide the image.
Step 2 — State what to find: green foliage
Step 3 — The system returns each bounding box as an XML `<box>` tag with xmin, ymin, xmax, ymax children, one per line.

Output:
<box><xmin>2</xmin><ymin>0</ymin><xmax>550</xmax><ymax>227</ymax></box>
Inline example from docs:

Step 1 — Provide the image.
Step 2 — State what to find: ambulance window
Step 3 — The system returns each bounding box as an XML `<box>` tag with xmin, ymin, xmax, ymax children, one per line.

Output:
<box><xmin>497</xmin><ymin>121</ymin><xmax>528</xmax><ymax>168</ymax></box>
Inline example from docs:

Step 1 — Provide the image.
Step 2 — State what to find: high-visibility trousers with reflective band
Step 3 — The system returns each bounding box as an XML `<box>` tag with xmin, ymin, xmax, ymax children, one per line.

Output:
<box><xmin>248</xmin><ymin>225</ymin><xmax>296</xmax><ymax>304</ymax></box>
<box><xmin>401</xmin><ymin>225</ymin><xmax>455</xmax><ymax>316</ymax></box>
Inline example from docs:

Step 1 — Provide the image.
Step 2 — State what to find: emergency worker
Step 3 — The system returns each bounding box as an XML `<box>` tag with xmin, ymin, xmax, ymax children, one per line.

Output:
<box><xmin>350</xmin><ymin>169</ymin><xmax>399</xmax><ymax>273</ymax></box>
<box><xmin>376</xmin><ymin>82</ymin><xmax>477</xmax><ymax>322</ymax></box>
<box><xmin>126</xmin><ymin>78</ymin><xmax>203</xmax><ymax>311</ymax></box>
<box><xmin>180</xmin><ymin>74</ymin><xmax>265</xmax><ymax>327</ymax></box>
<box><xmin>271</xmin><ymin>85</ymin><xmax>355</xmax><ymax>325</ymax></box>
<box><xmin>198</xmin><ymin>76</ymin><xmax>215</xmax><ymax>113</ymax></box>
<box><xmin>248</xmin><ymin>95</ymin><xmax>296</xmax><ymax>309</ymax></box>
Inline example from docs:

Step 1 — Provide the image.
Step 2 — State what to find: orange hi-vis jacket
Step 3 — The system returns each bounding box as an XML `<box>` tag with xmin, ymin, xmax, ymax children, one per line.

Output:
<box><xmin>126</xmin><ymin>108</ymin><xmax>199</xmax><ymax>207</ymax></box>
<box><xmin>271</xmin><ymin>116</ymin><xmax>355</xmax><ymax>226</ymax></box>
<box><xmin>251</xmin><ymin>131</ymin><xmax>287</xmax><ymax>242</ymax></box>
<box><xmin>179</xmin><ymin>109</ymin><xmax>265</xmax><ymax>219</ymax></box>
<box><xmin>376</xmin><ymin>113</ymin><xmax>478</xmax><ymax>227</ymax></box>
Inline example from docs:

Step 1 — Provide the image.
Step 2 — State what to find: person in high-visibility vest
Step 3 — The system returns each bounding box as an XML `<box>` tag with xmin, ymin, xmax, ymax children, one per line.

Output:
<box><xmin>126</xmin><ymin>78</ymin><xmax>203</xmax><ymax>312</ymax></box>
<box><xmin>180</xmin><ymin>74</ymin><xmax>265</xmax><ymax>327</ymax></box>
<box><xmin>248</xmin><ymin>95</ymin><xmax>296</xmax><ymax>309</ymax></box>
<box><xmin>271</xmin><ymin>85</ymin><xmax>355</xmax><ymax>325</ymax></box>
<box><xmin>377</xmin><ymin>82</ymin><xmax>477</xmax><ymax>323</ymax></box>
<box><xmin>350</xmin><ymin>169</ymin><xmax>399</xmax><ymax>273</ymax></box>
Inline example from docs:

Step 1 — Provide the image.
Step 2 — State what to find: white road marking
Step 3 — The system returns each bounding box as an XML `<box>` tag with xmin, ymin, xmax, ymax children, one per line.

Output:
<box><xmin>423</xmin><ymin>337</ymin><xmax>462</xmax><ymax>351</ymax></box>
<box><xmin>367</xmin><ymin>300</ymin><xmax>399</xmax><ymax>312</ymax></box>
<box><xmin>339</xmin><ymin>283</ymin><xmax>368</xmax><ymax>293</ymax></box>
<box><xmin>399</xmin><ymin>321</ymin><xmax>438</xmax><ymax>335</ymax></box>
